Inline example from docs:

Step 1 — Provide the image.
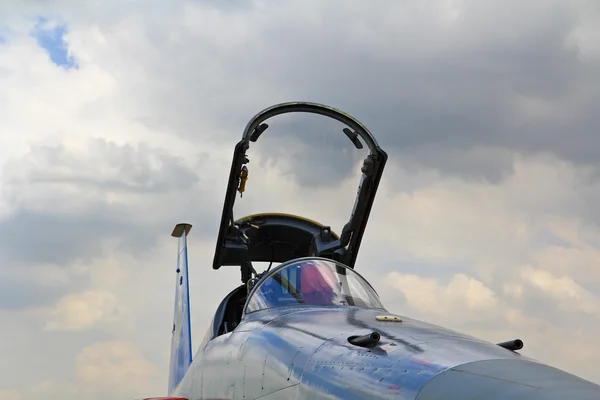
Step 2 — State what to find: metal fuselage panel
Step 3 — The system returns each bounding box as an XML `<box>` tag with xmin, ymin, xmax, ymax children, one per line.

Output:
<box><xmin>173</xmin><ymin>306</ymin><xmax>600</xmax><ymax>400</ymax></box>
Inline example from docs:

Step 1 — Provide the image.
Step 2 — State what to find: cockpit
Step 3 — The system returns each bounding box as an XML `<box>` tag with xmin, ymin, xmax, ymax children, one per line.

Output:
<box><xmin>208</xmin><ymin>258</ymin><xmax>384</xmax><ymax>341</ymax></box>
<box><xmin>207</xmin><ymin>102</ymin><xmax>390</xmax><ymax>341</ymax></box>
<box><xmin>245</xmin><ymin>258</ymin><xmax>385</xmax><ymax>314</ymax></box>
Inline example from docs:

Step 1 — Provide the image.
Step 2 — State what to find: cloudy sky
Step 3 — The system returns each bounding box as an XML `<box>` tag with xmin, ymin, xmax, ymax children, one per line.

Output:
<box><xmin>1</xmin><ymin>0</ymin><xmax>600</xmax><ymax>398</ymax></box>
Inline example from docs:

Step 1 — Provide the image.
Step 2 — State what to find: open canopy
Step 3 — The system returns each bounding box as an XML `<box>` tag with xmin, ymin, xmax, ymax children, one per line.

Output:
<box><xmin>212</xmin><ymin>102</ymin><xmax>388</xmax><ymax>283</ymax></box>
<box><xmin>245</xmin><ymin>257</ymin><xmax>385</xmax><ymax>314</ymax></box>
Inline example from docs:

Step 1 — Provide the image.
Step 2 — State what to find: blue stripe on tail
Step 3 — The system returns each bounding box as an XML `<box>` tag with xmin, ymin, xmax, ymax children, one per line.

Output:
<box><xmin>168</xmin><ymin>229</ymin><xmax>193</xmax><ymax>394</ymax></box>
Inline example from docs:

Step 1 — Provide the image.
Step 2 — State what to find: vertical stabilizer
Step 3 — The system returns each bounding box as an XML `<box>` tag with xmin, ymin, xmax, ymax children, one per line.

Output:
<box><xmin>168</xmin><ymin>223</ymin><xmax>193</xmax><ymax>395</ymax></box>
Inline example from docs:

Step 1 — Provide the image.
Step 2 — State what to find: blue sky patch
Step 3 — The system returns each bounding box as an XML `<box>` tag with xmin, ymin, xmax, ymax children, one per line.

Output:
<box><xmin>30</xmin><ymin>17</ymin><xmax>78</xmax><ymax>69</ymax></box>
<box><xmin>0</xmin><ymin>27</ymin><xmax>9</xmax><ymax>45</ymax></box>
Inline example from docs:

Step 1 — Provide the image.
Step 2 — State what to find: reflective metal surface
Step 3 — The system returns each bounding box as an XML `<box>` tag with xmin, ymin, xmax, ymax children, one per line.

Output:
<box><xmin>172</xmin><ymin>304</ymin><xmax>600</xmax><ymax>399</ymax></box>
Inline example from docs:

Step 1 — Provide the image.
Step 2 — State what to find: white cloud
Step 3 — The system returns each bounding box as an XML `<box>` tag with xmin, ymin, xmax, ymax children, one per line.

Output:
<box><xmin>74</xmin><ymin>340</ymin><xmax>162</xmax><ymax>397</ymax></box>
<box><xmin>388</xmin><ymin>272</ymin><xmax>499</xmax><ymax>315</ymax></box>
<box><xmin>43</xmin><ymin>290</ymin><xmax>127</xmax><ymax>332</ymax></box>
<box><xmin>522</xmin><ymin>267</ymin><xmax>600</xmax><ymax>314</ymax></box>
<box><xmin>0</xmin><ymin>389</ymin><xmax>20</xmax><ymax>400</ymax></box>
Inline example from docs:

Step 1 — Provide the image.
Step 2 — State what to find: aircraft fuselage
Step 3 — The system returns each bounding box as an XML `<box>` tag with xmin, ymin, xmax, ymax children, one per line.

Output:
<box><xmin>172</xmin><ymin>306</ymin><xmax>600</xmax><ymax>399</ymax></box>
<box><xmin>155</xmin><ymin>102</ymin><xmax>600</xmax><ymax>400</ymax></box>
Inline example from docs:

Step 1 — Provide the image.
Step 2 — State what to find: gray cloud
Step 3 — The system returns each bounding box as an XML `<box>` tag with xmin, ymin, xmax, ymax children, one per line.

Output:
<box><xmin>67</xmin><ymin>0</ymin><xmax>597</xmax><ymax>185</ymax></box>
<box><xmin>0</xmin><ymin>208</ymin><xmax>132</xmax><ymax>265</ymax></box>
<box><xmin>0</xmin><ymin>271</ymin><xmax>69</xmax><ymax>310</ymax></box>
<box><xmin>247</xmin><ymin>113</ymin><xmax>368</xmax><ymax>186</ymax></box>
<box><xmin>0</xmin><ymin>138</ymin><xmax>215</xmax><ymax>310</ymax></box>
<box><xmin>7</xmin><ymin>138</ymin><xmax>200</xmax><ymax>194</ymax></box>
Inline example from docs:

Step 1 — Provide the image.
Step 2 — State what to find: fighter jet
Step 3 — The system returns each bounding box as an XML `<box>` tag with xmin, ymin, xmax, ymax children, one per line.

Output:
<box><xmin>143</xmin><ymin>102</ymin><xmax>600</xmax><ymax>400</ymax></box>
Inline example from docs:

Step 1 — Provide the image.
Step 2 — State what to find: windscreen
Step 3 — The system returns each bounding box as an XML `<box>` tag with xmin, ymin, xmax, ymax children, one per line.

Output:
<box><xmin>245</xmin><ymin>258</ymin><xmax>385</xmax><ymax>313</ymax></box>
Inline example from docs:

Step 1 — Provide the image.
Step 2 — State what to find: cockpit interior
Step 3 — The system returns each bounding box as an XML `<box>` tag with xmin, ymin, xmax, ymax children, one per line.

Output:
<box><xmin>210</xmin><ymin>258</ymin><xmax>384</xmax><ymax>340</ymax></box>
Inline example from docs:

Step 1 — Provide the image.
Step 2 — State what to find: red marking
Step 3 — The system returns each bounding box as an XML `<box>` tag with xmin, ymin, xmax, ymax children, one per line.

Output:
<box><xmin>388</xmin><ymin>385</ymin><xmax>401</xmax><ymax>390</ymax></box>
<box><xmin>301</xmin><ymin>263</ymin><xmax>337</xmax><ymax>304</ymax></box>
<box><xmin>143</xmin><ymin>398</ymin><xmax>189</xmax><ymax>400</ymax></box>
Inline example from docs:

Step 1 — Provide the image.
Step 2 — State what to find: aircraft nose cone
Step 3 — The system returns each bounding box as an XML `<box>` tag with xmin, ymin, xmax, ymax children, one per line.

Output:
<box><xmin>415</xmin><ymin>359</ymin><xmax>600</xmax><ymax>400</ymax></box>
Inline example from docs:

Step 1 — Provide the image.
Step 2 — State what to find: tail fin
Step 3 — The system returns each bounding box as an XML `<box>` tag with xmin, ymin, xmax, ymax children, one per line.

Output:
<box><xmin>168</xmin><ymin>223</ymin><xmax>193</xmax><ymax>395</ymax></box>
